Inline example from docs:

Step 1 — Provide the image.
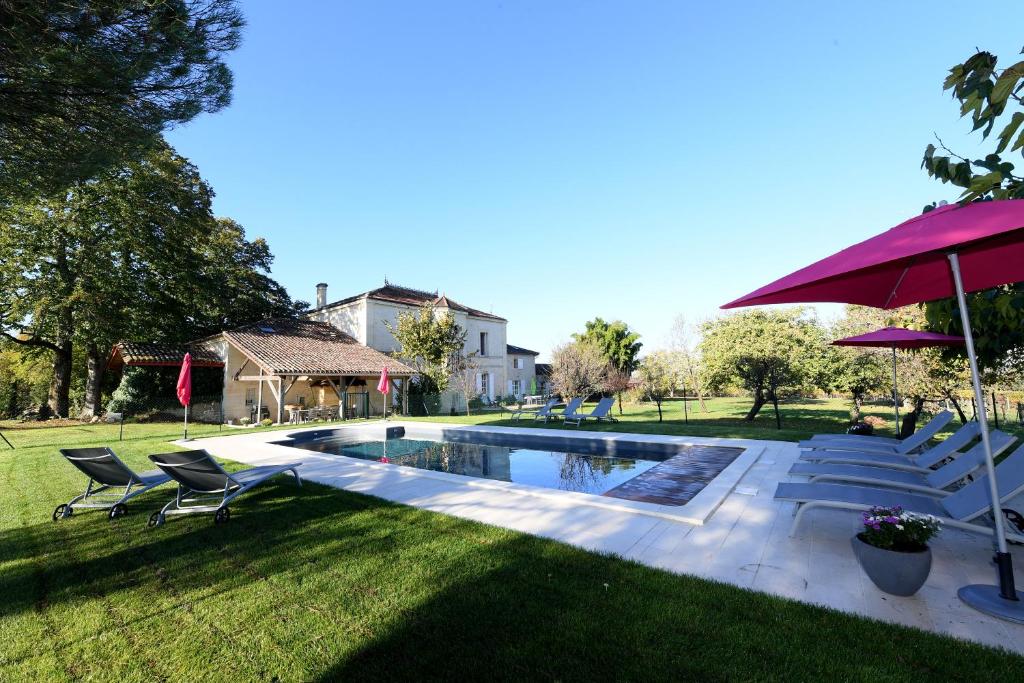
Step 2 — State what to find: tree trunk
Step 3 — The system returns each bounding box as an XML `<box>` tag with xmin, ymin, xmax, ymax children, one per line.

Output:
<box><xmin>617</xmin><ymin>391</ymin><xmax>623</xmax><ymax>415</ymax></box>
<box><xmin>944</xmin><ymin>391</ymin><xmax>969</xmax><ymax>423</ymax></box>
<box><xmin>744</xmin><ymin>388</ymin><xmax>766</xmax><ymax>421</ymax></box>
<box><xmin>850</xmin><ymin>393</ymin><xmax>864</xmax><ymax>423</ymax></box>
<box><xmin>770</xmin><ymin>388</ymin><xmax>782</xmax><ymax>430</ymax></box>
<box><xmin>80</xmin><ymin>344</ymin><xmax>104</xmax><ymax>419</ymax></box>
<box><xmin>900</xmin><ymin>397</ymin><xmax>926</xmax><ymax>438</ymax></box>
<box><xmin>48</xmin><ymin>338</ymin><xmax>73</xmax><ymax>418</ymax></box>
<box><xmin>656</xmin><ymin>399</ymin><xmax>663</xmax><ymax>422</ymax></box>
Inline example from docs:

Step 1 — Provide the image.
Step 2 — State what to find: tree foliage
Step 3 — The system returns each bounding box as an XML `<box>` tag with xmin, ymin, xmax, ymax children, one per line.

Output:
<box><xmin>700</xmin><ymin>308</ymin><xmax>826</xmax><ymax>421</ymax></box>
<box><xmin>920</xmin><ymin>47</ymin><xmax>1024</xmax><ymax>368</ymax></box>
<box><xmin>549</xmin><ymin>341</ymin><xmax>609</xmax><ymax>401</ymax></box>
<box><xmin>0</xmin><ymin>143</ymin><xmax>302</xmax><ymax>416</ymax></box>
<box><xmin>820</xmin><ymin>306</ymin><xmax>893</xmax><ymax>421</ymax></box>
<box><xmin>0</xmin><ymin>0</ymin><xmax>243</xmax><ymax>199</ymax></box>
<box><xmin>573</xmin><ymin>318</ymin><xmax>641</xmax><ymax>414</ymax></box>
<box><xmin>637</xmin><ymin>351</ymin><xmax>674</xmax><ymax>422</ymax></box>
<box><xmin>385</xmin><ymin>304</ymin><xmax>467</xmax><ymax>396</ymax></box>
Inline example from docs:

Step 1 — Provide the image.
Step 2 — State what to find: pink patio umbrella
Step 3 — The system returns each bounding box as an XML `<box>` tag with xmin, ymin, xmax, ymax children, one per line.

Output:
<box><xmin>832</xmin><ymin>326</ymin><xmax>965</xmax><ymax>433</ymax></box>
<box><xmin>723</xmin><ymin>199</ymin><xmax>1024</xmax><ymax>622</ymax></box>
<box><xmin>377</xmin><ymin>366</ymin><xmax>390</xmax><ymax>421</ymax></box>
<box><xmin>176</xmin><ymin>353</ymin><xmax>192</xmax><ymax>440</ymax></box>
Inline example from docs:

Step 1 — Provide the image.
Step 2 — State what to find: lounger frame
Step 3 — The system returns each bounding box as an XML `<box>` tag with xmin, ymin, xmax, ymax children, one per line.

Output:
<box><xmin>55</xmin><ymin>448</ymin><xmax>171</xmax><ymax>520</ymax></box>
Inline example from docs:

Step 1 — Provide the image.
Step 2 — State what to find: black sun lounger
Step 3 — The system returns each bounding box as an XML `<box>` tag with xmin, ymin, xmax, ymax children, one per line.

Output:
<box><xmin>55</xmin><ymin>447</ymin><xmax>172</xmax><ymax>520</ymax></box>
<box><xmin>147</xmin><ymin>449</ymin><xmax>301</xmax><ymax>526</ymax></box>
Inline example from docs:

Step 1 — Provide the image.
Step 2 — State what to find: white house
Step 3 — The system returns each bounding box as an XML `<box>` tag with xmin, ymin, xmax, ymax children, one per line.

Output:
<box><xmin>308</xmin><ymin>281</ymin><xmax>538</xmax><ymax>410</ymax></box>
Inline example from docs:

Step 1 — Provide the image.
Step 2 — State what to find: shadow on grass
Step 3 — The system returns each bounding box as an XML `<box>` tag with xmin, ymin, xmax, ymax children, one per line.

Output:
<box><xmin>4</xmin><ymin>477</ymin><xmax>1023</xmax><ymax>679</ymax></box>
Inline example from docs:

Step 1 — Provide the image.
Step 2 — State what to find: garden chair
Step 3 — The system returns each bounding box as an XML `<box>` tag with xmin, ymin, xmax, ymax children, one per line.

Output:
<box><xmin>788</xmin><ymin>431</ymin><xmax>1016</xmax><ymax>496</ymax></box>
<box><xmin>54</xmin><ymin>447</ymin><xmax>172</xmax><ymax>521</ymax></box>
<box><xmin>797</xmin><ymin>421</ymin><xmax>980</xmax><ymax>471</ymax></box>
<box><xmin>146</xmin><ymin>449</ymin><xmax>302</xmax><ymax>526</ymax></box>
<box><xmin>775</xmin><ymin>441</ymin><xmax>1024</xmax><ymax>542</ymax></box>
<box><xmin>538</xmin><ymin>397</ymin><xmax>583</xmax><ymax>423</ymax></box>
<box><xmin>800</xmin><ymin>410</ymin><xmax>953</xmax><ymax>455</ymax></box>
<box><xmin>563</xmin><ymin>397</ymin><xmax>617</xmax><ymax>427</ymax></box>
<box><xmin>511</xmin><ymin>399</ymin><xmax>558</xmax><ymax>421</ymax></box>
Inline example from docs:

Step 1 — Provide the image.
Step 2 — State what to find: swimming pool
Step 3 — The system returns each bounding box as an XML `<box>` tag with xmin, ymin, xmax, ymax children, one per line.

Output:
<box><xmin>274</xmin><ymin>427</ymin><xmax>743</xmax><ymax>503</ymax></box>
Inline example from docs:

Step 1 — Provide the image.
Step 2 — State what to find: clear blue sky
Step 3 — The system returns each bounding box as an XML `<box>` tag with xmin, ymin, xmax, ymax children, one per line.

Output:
<box><xmin>165</xmin><ymin>1</ymin><xmax>1022</xmax><ymax>360</ymax></box>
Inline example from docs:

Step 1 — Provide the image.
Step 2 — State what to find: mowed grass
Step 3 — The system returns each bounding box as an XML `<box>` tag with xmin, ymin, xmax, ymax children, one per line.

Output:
<box><xmin>2</xmin><ymin>423</ymin><xmax>1024</xmax><ymax>681</ymax></box>
<box><xmin>404</xmin><ymin>396</ymin><xmax>975</xmax><ymax>442</ymax></box>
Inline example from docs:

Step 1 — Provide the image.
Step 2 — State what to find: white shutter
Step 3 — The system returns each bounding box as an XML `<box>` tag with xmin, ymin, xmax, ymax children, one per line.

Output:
<box><xmin>475</xmin><ymin>373</ymin><xmax>482</xmax><ymax>394</ymax></box>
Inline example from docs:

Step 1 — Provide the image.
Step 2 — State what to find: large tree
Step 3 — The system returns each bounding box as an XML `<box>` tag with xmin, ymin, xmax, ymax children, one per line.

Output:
<box><xmin>920</xmin><ymin>47</ymin><xmax>1024</xmax><ymax>368</ymax></box>
<box><xmin>573</xmin><ymin>318</ymin><xmax>641</xmax><ymax>414</ymax></box>
<box><xmin>385</xmin><ymin>304</ymin><xmax>467</xmax><ymax>406</ymax></box>
<box><xmin>0</xmin><ymin>0</ymin><xmax>243</xmax><ymax>200</ymax></box>
<box><xmin>549</xmin><ymin>341</ymin><xmax>609</xmax><ymax>403</ymax></box>
<box><xmin>0</xmin><ymin>143</ymin><xmax>301</xmax><ymax>417</ymax></box>
<box><xmin>700</xmin><ymin>308</ymin><xmax>826</xmax><ymax>423</ymax></box>
<box><xmin>821</xmin><ymin>306</ymin><xmax>892</xmax><ymax>422</ymax></box>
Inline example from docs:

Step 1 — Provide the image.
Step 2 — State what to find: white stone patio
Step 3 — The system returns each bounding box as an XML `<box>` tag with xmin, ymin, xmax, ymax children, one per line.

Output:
<box><xmin>191</xmin><ymin>422</ymin><xmax>1024</xmax><ymax>654</ymax></box>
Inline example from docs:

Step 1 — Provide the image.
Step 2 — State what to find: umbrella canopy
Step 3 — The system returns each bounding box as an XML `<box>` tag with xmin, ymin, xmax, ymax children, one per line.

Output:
<box><xmin>832</xmin><ymin>327</ymin><xmax>965</xmax><ymax>433</ymax></box>
<box><xmin>723</xmin><ymin>199</ymin><xmax>1024</xmax><ymax>621</ymax></box>
<box><xmin>723</xmin><ymin>200</ymin><xmax>1024</xmax><ymax>310</ymax></box>
<box><xmin>377</xmin><ymin>366</ymin><xmax>390</xmax><ymax>394</ymax></box>
<box><xmin>176</xmin><ymin>353</ymin><xmax>192</xmax><ymax>407</ymax></box>
<box><xmin>832</xmin><ymin>327</ymin><xmax>965</xmax><ymax>348</ymax></box>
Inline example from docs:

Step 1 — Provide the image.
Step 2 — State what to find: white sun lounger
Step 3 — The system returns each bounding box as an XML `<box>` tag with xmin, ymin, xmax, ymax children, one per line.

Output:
<box><xmin>797</xmin><ymin>422</ymin><xmax>980</xmax><ymax>472</ymax></box>
<box><xmin>776</xmin><ymin>442</ymin><xmax>1024</xmax><ymax>542</ymax></box>
<box><xmin>799</xmin><ymin>410</ymin><xmax>954</xmax><ymax>455</ymax></box>
<box><xmin>147</xmin><ymin>449</ymin><xmax>302</xmax><ymax>526</ymax></box>
<box><xmin>788</xmin><ymin>431</ymin><xmax>1016</xmax><ymax>497</ymax></box>
<box><xmin>54</xmin><ymin>447</ymin><xmax>173</xmax><ymax>521</ymax></box>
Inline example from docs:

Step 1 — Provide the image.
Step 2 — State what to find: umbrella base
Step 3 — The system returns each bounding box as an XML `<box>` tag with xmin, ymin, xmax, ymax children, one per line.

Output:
<box><xmin>959</xmin><ymin>584</ymin><xmax>1024</xmax><ymax>625</ymax></box>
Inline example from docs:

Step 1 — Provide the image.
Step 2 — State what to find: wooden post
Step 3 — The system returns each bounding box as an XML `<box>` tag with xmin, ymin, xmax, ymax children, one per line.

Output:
<box><xmin>256</xmin><ymin>367</ymin><xmax>263</xmax><ymax>424</ymax></box>
<box><xmin>277</xmin><ymin>377</ymin><xmax>284</xmax><ymax>425</ymax></box>
<box><xmin>402</xmin><ymin>378</ymin><xmax>409</xmax><ymax>416</ymax></box>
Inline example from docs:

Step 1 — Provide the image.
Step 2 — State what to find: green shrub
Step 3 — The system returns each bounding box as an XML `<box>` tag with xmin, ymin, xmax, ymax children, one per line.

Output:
<box><xmin>260</xmin><ymin>418</ymin><xmax>273</xmax><ymax>427</ymax></box>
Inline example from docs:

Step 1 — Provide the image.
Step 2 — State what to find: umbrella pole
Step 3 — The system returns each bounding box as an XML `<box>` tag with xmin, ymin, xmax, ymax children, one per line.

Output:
<box><xmin>891</xmin><ymin>346</ymin><xmax>900</xmax><ymax>436</ymax></box>
<box><xmin>949</xmin><ymin>253</ymin><xmax>1022</xmax><ymax>621</ymax></box>
<box><xmin>183</xmin><ymin>404</ymin><xmax>189</xmax><ymax>441</ymax></box>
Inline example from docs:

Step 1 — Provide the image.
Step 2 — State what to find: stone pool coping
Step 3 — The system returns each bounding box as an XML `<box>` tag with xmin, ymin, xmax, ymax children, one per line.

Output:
<box><xmin>189</xmin><ymin>421</ymin><xmax>766</xmax><ymax>525</ymax></box>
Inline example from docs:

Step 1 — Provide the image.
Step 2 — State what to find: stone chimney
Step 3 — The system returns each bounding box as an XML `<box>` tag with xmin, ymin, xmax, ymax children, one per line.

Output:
<box><xmin>316</xmin><ymin>282</ymin><xmax>328</xmax><ymax>308</ymax></box>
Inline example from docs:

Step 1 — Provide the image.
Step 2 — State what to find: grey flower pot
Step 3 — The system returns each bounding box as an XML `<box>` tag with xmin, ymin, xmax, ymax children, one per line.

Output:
<box><xmin>851</xmin><ymin>534</ymin><xmax>932</xmax><ymax>597</ymax></box>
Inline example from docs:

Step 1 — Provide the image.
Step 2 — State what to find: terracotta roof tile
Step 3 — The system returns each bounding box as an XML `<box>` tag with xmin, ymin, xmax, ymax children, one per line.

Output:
<box><xmin>223</xmin><ymin>319</ymin><xmax>415</xmax><ymax>376</ymax></box>
<box><xmin>108</xmin><ymin>342</ymin><xmax>224</xmax><ymax>370</ymax></box>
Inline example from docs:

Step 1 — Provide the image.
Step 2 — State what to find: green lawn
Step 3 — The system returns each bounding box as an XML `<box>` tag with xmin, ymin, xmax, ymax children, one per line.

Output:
<box><xmin>2</xmin><ymin>405</ymin><xmax>1023</xmax><ymax>680</ymax></box>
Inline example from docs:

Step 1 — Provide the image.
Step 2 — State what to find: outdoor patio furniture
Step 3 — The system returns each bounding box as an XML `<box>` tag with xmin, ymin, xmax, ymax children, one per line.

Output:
<box><xmin>511</xmin><ymin>399</ymin><xmax>558</xmax><ymax>421</ymax></box>
<box><xmin>563</xmin><ymin>397</ymin><xmax>617</xmax><ymax>427</ymax></box>
<box><xmin>776</xmin><ymin>442</ymin><xmax>1024</xmax><ymax>542</ymax></box>
<box><xmin>798</xmin><ymin>421</ymin><xmax>981</xmax><ymax>471</ymax></box>
<box><xmin>788</xmin><ymin>431</ymin><xmax>1017</xmax><ymax>497</ymax></box>
<box><xmin>146</xmin><ymin>449</ymin><xmax>302</xmax><ymax>526</ymax></box>
<box><xmin>809</xmin><ymin>409</ymin><xmax>955</xmax><ymax>446</ymax></box>
<box><xmin>53</xmin><ymin>447</ymin><xmax>172</xmax><ymax>521</ymax></box>
<box><xmin>799</xmin><ymin>410</ymin><xmax>954</xmax><ymax>455</ymax></box>
<box><xmin>540</xmin><ymin>397</ymin><xmax>583</xmax><ymax>423</ymax></box>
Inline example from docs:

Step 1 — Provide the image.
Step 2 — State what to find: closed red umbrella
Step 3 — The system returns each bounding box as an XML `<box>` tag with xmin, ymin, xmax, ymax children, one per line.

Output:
<box><xmin>724</xmin><ymin>199</ymin><xmax>1024</xmax><ymax>621</ymax></box>
<box><xmin>832</xmin><ymin>327</ymin><xmax>965</xmax><ymax>432</ymax></box>
<box><xmin>176</xmin><ymin>353</ymin><xmax>192</xmax><ymax>439</ymax></box>
<box><xmin>377</xmin><ymin>366</ymin><xmax>390</xmax><ymax>421</ymax></box>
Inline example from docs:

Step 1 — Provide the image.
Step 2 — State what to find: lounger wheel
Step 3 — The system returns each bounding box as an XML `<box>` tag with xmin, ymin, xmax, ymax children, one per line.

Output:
<box><xmin>148</xmin><ymin>511</ymin><xmax>164</xmax><ymax>528</ymax></box>
<box><xmin>109</xmin><ymin>503</ymin><xmax>128</xmax><ymax>520</ymax></box>
<box><xmin>52</xmin><ymin>504</ymin><xmax>71</xmax><ymax>521</ymax></box>
<box><xmin>214</xmin><ymin>507</ymin><xmax>231</xmax><ymax>525</ymax></box>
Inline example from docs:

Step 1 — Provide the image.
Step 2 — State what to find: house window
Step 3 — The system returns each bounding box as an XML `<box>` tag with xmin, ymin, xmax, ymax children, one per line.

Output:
<box><xmin>245</xmin><ymin>388</ymin><xmax>256</xmax><ymax>406</ymax></box>
<box><xmin>513</xmin><ymin>357</ymin><xmax>524</xmax><ymax>369</ymax></box>
<box><xmin>480</xmin><ymin>372</ymin><xmax>489</xmax><ymax>397</ymax></box>
<box><xmin>479</xmin><ymin>332</ymin><xmax>488</xmax><ymax>356</ymax></box>
<box><xmin>512</xmin><ymin>380</ymin><xmax>521</xmax><ymax>396</ymax></box>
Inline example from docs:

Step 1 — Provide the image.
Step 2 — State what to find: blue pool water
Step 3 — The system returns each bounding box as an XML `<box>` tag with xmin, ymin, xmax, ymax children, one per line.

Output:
<box><xmin>277</xmin><ymin>432</ymin><xmax>664</xmax><ymax>495</ymax></box>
